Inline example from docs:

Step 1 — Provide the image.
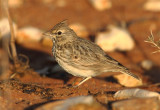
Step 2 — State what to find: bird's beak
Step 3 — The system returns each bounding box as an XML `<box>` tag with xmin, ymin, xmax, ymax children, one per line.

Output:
<box><xmin>42</xmin><ymin>31</ymin><xmax>52</xmax><ymax>39</ymax></box>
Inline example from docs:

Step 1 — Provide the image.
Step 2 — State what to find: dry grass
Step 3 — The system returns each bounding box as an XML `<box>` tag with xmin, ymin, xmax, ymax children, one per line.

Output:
<box><xmin>1</xmin><ymin>0</ymin><xmax>30</xmax><ymax>78</ymax></box>
<box><xmin>145</xmin><ymin>31</ymin><xmax>160</xmax><ymax>53</ymax></box>
<box><xmin>1</xmin><ymin>0</ymin><xmax>18</xmax><ymax>62</ymax></box>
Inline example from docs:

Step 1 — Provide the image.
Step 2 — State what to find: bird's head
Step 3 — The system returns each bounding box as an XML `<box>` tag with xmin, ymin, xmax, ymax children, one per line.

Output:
<box><xmin>43</xmin><ymin>20</ymin><xmax>77</xmax><ymax>42</ymax></box>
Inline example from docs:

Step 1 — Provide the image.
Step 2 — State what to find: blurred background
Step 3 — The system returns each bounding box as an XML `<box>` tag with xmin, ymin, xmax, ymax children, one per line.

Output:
<box><xmin>0</xmin><ymin>0</ymin><xmax>160</xmax><ymax>110</ymax></box>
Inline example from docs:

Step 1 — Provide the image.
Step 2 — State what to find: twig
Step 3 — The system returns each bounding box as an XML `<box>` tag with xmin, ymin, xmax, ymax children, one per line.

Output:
<box><xmin>145</xmin><ymin>31</ymin><xmax>160</xmax><ymax>53</ymax></box>
<box><xmin>1</xmin><ymin>0</ymin><xmax>30</xmax><ymax>79</ymax></box>
<box><xmin>2</xmin><ymin>0</ymin><xmax>18</xmax><ymax>63</ymax></box>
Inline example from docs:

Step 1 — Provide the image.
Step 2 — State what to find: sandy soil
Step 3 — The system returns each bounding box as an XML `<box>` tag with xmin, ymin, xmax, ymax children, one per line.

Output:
<box><xmin>0</xmin><ymin>0</ymin><xmax>160</xmax><ymax>109</ymax></box>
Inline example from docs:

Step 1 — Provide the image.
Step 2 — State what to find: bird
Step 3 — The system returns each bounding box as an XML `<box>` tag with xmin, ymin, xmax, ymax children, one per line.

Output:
<box><xmin>43</xmin><ymin>20</ymin><xmax>140</xmax><ymax>87</ymax></box>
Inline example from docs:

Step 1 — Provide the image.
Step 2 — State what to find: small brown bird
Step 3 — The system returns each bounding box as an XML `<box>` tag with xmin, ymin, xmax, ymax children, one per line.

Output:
<box><xmin>43</xmin><ymin>20</ymin><xmax>140</xmax><ymax>87</ymax></box>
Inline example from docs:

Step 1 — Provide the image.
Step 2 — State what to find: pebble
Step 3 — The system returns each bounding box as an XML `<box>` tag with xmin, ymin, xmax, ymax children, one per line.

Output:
<box><xmin>144</xmin><ymin>0</ymin><xmax>160</xmax><ymax>12</ymax></box>
<box><xmin>69</xmin><ymin>23</ymin><xmax>89</xmax><ymax>39</ymax></box>
<box><xmin>113</xmin><ymin>74</ymin><xmax>143</xmax><ymax>87</ymax></box>
<box><xmin>89</xmin><ymin>0</ymin><xmax>112</xmax><ymax>11</ymax></box>
<box><xmin>95</xmin><ymin>25</ymin><xmax>135</xmax><ymax>52</ymax></box>
<box><xmin>36</xmin><ymin>96</ymin><xmax>106</xmax><ymax>110</ymax></box>
<box><xmin>141</xmin><ymin>60</ymin><xmax>153</xmax><ymax>70</ymax></box>
<box><xmin>41</xmin><ymin>37</ymin><xmax>53</xmax><ymax>47</ymax></box>
<box><xmin>56</xmin><ymin>0</ymin><xmax>67</xmax><ymax>7</ymax></box>
<box><xmin>112</xmin><ymin>97</ymin><xmax>160</xmax><ymax>110</ymax></box>
<box><xmin>114</xmin><ymin>88</ymin><xmax>160</xmax><ymax>100</ymax></box>
<box><xmin>8</xmin><ymin>0</ymin><xmax>23</xmax><ymax>8</ymax></box>
<box><xmin>0</xmin><ymin>18</ymin><xmax>17</xmax><ymax>39</ymax></box>
<box><xmin>16</xmin><ymin>27</ymin><xmax>43</xmax><ymax>44</ymax></box>
<box><xmin>42</xmin><ymin>0</ymin><xmax>67</xmax><ymax>7</ymax></box>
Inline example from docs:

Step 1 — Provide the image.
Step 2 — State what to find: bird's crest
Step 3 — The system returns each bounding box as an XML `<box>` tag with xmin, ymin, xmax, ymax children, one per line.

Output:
<box><xmin>51</xmin><ymin>19</ymin><xmax>68</xmax><ymax>31</ymax></box>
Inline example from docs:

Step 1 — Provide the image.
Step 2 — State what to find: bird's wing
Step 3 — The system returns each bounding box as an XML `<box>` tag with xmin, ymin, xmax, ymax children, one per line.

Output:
<box><xmin>71</xmin><ymin>38</ymin><xmax>140</xmax><ymax>80</ymax></box>
<box><xmin>72</xmin><ymin>38</ymin><xmax>127</xmax><ymax>69</ymax></box>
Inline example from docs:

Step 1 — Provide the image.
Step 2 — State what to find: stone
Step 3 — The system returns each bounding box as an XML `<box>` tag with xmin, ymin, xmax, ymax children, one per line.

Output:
<box><xmin>41</xmin><ymin>37</ymin><xmax>53</xmax><ymax>47</ymax></box>
<box><xmin>114</xmin><ymin>88</ymin><xmax>160</xmax><ymax>100</ymax></box>
<box><xmin>68</xmin><ymin>102</ymin><xmax>106</xmax><ymax>110</ymax></box>
<box><xmin>36</xmin><ymin>96</ymin><xmax>106</xmax><ymax>110</ymax></box>
<box><xmin>89</xmin><ymin>0</ymin><xmax>112</xmax><ymax>11</ymax></box>
<box><xmin>95</xmin><ymin>25</ymin><xmax>135</xmax><ymax>52</ymax></box>
<box><xmin>8</xmin><ymin>0</ymin><xmax>24</xmax><ymax>8</ymax></box>
<box><xmin>141</xmin><ymin>60</ymin><xmax>153</xmax><ymax>70</ymax></box>
<box><xmin>42</xmin><ymin>0</ymin><xmax>67</xmax><ymax>7</ymax></box>
<box><xmin>113</xmin><ymin>74</ymin><xmax>143</xmax><ymax>87</ymax></box>
<box><xmin>36</xmin><ymin>100</ymin><xmax>64</xmax><ymax>110</ymax></box>
<box><xmin>144</xmin><ymin>0</ymin><xmax>160</xmax><ymax>12</ymax></box>
<box><xmin>69</xmin><ymin>23</ymin><xmax>89</xmax><ymax>39</ymax></box>
<box><xmin>112</xmin><ymin>97</ymin><xmax>160</xmax><ymax>110</ymax></box>
<box><xmin>56</xmin><ymin>0</ymin><xmax>67</xmax><ymax>7</ymax></box>
<box><xmin>16</xmin><ymin>27</ymin><xmax>43</xmax><ymax>44</ymax></box>
<box><xmin>0</xmin><ymin>18</ymin><xmax>17</xmax><ymax>39</ymax></box>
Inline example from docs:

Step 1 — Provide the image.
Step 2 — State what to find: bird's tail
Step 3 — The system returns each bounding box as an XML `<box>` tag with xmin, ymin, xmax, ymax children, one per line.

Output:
<box><xmin>120</xmin><ymin>69</ymin><xmax>141</xmax><ymax>81</ymax></box>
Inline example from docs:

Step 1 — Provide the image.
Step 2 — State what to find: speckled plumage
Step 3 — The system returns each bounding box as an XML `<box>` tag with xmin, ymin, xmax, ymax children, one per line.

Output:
<box><xmin>43</xmin><ymin>20</ymin><xmax>140</xmax><ymax>87</ymax></box>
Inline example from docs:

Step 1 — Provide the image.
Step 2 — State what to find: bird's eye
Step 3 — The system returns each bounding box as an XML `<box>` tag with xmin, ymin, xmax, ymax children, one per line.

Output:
<box><xmin>57</xmin><ymin>31</ymin><xmax>62</xmax><ymax>35</ymax></box>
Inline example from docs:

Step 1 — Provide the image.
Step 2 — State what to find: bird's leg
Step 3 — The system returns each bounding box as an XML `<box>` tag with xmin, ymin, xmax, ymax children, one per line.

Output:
<box><xmin>73</xmin><ymin>77</ymin><xmax>92</xmax><ymax>87</ymax></box>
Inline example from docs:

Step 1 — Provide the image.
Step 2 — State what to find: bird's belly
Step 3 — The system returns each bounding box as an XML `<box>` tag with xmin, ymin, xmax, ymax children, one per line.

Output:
<box><xmin>58</xmin><ymin>62</ymin><xmax>94</xmax><ymax>77</ymax></box>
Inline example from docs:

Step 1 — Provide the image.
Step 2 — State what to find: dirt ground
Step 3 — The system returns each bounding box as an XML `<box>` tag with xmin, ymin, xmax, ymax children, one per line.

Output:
<box><xmin>0</xmin><ymin>0</ymin><xmax>160</xmax><ymax>110</ymax></box>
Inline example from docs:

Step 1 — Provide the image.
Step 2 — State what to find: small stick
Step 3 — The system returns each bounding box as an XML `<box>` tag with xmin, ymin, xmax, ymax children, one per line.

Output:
<box><xmin>2</xmin><ymin>0</ymin><xmax>18</xmax><ymax>63</ymax></box>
